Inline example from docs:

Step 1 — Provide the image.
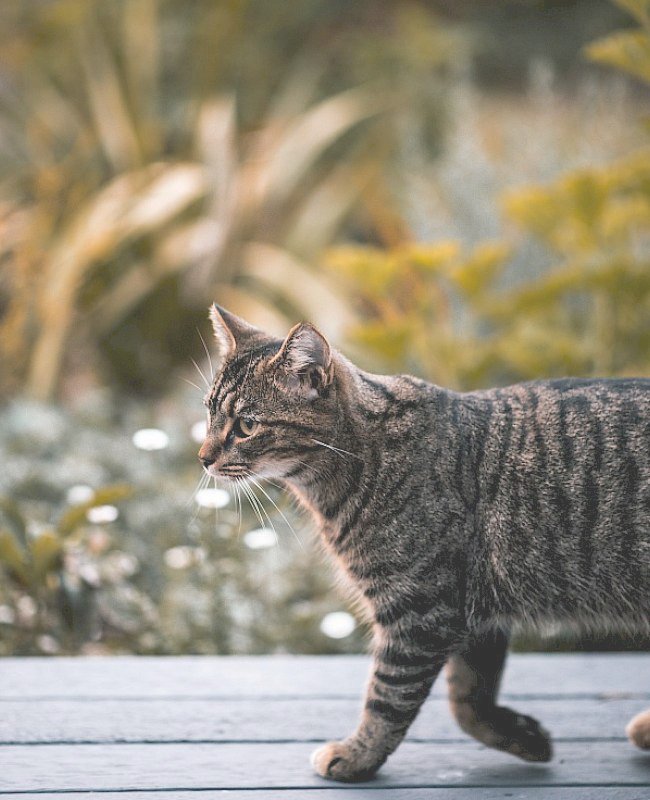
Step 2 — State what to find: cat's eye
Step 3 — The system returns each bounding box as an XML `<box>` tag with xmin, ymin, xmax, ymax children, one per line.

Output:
<box><xmin>233</xmin><ymin>417</ymin><xmax>258</xmax><ymax>438</ymax></box>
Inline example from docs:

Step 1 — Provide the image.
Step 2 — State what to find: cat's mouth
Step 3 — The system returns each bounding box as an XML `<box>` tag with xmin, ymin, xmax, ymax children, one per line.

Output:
<box><xmin>216</xmin><ymin>464</ymin><xmax>250</xmax><ymax>479</ymax></box>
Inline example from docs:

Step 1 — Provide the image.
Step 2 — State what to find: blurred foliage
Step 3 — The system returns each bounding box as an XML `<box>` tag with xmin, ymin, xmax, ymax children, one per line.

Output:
<box><xmin>0</xmin><ymin>0</ymin><xmax>464</xmax><ymax>401</ymax></box>
<box><xmin>585</xmin><ymin>0</ymin><xmax>650</xmax><ymax>83</ymax></box>
<box><xmin>326</xmin><ymin>241</ymin><xmax>511</xmax><ymax>388</ymax></box>
<box><xmin>0</xmin><ymin>1</ymin><xmax>647</xmax><ymax>657</ymax></box>
<box><xmin>327</xmin><ymin>0</ymin><xmax>650</xmax><ymax>390</ymax></box>
<box><xmin>0</xmin><ymin>396</ymin><xmax>367</xmax><ymax>655</ymax></box>
<box><xmin>0</xmin><ymin>485</ymin><xmax>132</xmax><ymax>652</ymax></box>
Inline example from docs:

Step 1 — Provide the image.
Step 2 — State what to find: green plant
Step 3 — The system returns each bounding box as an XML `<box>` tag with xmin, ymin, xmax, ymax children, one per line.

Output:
<box><xmin>326</xmin><ymin>0</ymin><xmax>650</xmax><ymax>389</ymax></box>
<box><xmin>0</xmin><ymin>485</ymin><xmax>132</xmax><ymax>652</ymax></box>
<box><xmin>0</xmin><ymin>0</ymin><xmax>468</xmax><ymax>400</ymax></box>
<box><xmin>0</xmin><ymin>0</ymin><xmax>388</xmax><ymax>400</ymax></box>
<box><xmin>326</xmin><ymin>241</ymin><xmax>512</xmax><ymax>388</ymax></box>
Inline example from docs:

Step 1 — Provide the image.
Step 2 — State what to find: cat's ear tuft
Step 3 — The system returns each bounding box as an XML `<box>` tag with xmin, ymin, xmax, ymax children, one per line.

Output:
<box><xmin>209</xmin><ymin>304</ymin><xmax>265</xmax><ymax>358</ymax></box>
<box><xmin>273</xmin><ymin>322</ymin><xmax>332</xmax><ymax>399</ymax></box>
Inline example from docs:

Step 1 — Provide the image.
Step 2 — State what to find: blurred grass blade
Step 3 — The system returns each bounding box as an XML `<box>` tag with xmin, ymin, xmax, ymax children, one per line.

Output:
<box><xmin>30</xmin><ymin>531</ymin><xmax>62</xmax><ymax>583</ymax></box>
<box><xmin>613</xmin><ymin>0</ymin><xmax>650</xmax><ymax>27</ymax></box>
<box><xmin>26</xmin><ymin>162</ymin><xmax>207</xmax><ymax>399</ymax></box>
<box><xmin>122</xmin><ymin>0</ymin><xmax>161</xmax><ymax>155</ymax></box>
<box><xmin>0</xmin><ymin>529</ymin><xmax>28</xmax><ymax>585</ymax></box>
<box><xmin>0</xmin><ymin>496</ymin><xmax>28</xmax><ymax>548</ymax></box>
<box><xmin>241</xmin><ymin>242</ymin><xmax>355</xmax><ymax>338</ymax></box>
<box><xmin>58</xmin><ymin>484</ymin><xmax>133</xmax><ymax>538</ymax></box>
<box><xmin>77</xmin><ymin>14</ymin><xmax>141</xmax><ymax>170</ymax></box>
<box><xmin>585</xmin><ymin>31</ymin><xmax>650</xmax><ymax>84</ymax></box>
<box><xmin>250</xmin><ymin>88</ymin><xmax>383</xmax><ymax>206</ymax></box>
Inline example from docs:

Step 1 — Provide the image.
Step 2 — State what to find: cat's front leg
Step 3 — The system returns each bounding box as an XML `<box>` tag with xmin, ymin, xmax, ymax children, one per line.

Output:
<box><xmin>311</xmin><ymin>627</ymin><xmax>451</xmax><ymax>782</ymax></box>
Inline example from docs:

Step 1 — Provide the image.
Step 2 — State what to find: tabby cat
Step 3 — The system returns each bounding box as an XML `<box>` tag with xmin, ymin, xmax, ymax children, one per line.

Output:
<box><xmin>199</xmin><ymin>304</ymin><xmax>650</xmax><ymax>783</ymax></box>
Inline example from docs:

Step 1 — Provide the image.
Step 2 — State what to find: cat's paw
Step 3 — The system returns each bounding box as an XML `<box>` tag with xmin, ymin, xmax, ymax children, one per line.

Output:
<box><xmin>310</xmin><ymin>740</ymin><xmax>383</xmax><ymax>782</ymax></box>
<box><xmin>498</xmin><ymin>709</ymin><xmax>553</xmax><ymax>763</ymax></box>
<box><xmin>626</xmin><ymin>710</ymin><xmax>650</xmax><ymax>749</ymax></box>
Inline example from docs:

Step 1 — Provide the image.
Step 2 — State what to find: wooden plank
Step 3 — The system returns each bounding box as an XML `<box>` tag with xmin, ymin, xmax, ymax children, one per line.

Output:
<box><xmin>0</xmin><ymin>696</ymin><xmax>642</xmax><ymax>744</ymax></box>
<box><xmin>2</xmin><ymin>654</ymin><xmax>649</xmax><ymax>699</ymax></box>
<box><xmin>0</xmin><ymin>789</ymin><xmax>646</xmax><ymax>800</ymax></box>
<box><xmin>1</xmin><ymin>741</ymin><xmax>650</xmax><ymax>792</ymax></box>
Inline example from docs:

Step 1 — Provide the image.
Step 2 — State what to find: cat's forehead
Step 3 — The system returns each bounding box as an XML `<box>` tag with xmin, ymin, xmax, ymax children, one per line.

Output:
<box><xmin>207</xmin><ymin>341</ymin><xmax>281</xmax><ymax>413</ymax></box>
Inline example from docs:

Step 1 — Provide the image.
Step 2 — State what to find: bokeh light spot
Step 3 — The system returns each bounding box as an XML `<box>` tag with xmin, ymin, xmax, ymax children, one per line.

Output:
<box><xmin>243</xmin><ymin>527</ymin><xmax>277</xmax><ymax>549</ymax></box>
<box><xmin>132</xmin><ymin>428</ymin><xmax>170</xmax><ymax>450</ymax></box>
<box><xmin>320</xmin><ymin>611</ymin><xmax>356</xmax><ymax>639</ymax></box>
<box><xmin>196</xmin><ymin>487</ymin><xmax>230</xmax><ymax>509</ymax></box>
<box><xmin>191</xmin><ymin>420</ymin><xmax>208</xmax><ymax>443</ymax></box>
<box><xmin>86</xmin><ymin>505</ymin><xmax>119</xmax><ymax>524</ymax></box>
<box><xmin>66</xmin><ymin>485</ymin><xmax>94</xmax><ymax>505</ymax></box>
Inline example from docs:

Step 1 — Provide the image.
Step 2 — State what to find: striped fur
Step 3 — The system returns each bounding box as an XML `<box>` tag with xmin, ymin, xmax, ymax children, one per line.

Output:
<box><xmin>200</xmin><ymin>307</ymin><xmax>650</xmax><ymax>782</ymax></box>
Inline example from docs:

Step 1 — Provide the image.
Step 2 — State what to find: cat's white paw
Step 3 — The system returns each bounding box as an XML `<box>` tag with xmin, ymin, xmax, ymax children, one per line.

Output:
<box><xmin>311</xmin><ymin>740</ymin><xmax>382</xmax><ymax>782</ymax></box>
<box><xmin>627</xmin><ymin>710</ymin><xmax>650</xmax><ymax>749</ymax></box>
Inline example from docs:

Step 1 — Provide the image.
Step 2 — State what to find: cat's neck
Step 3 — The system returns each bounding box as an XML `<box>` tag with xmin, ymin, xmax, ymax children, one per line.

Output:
<box><xmin>283</xmin><ymin>410</ymin><xmax>370</xmax><ymax>525</ymax></box>
<box><xmin>282</xmin><ymin>361</ymin><xmax>405</xmax><ymax>531</ymax></box>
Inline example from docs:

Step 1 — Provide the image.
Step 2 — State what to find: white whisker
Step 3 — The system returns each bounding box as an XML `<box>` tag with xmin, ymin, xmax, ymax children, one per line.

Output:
<box><xmin>310</xmin><ymin>438</ymin><xmax>363</xmax><ymax>461</ymax></box>
<box><xmin>187</xmin><ymin>471</ymin><xmax>211</xmax><ymax>528</ymax></box>
<box><xmin>212</xmin><ymin>476</ymin><xmax>221</xmax><ymax>529</ymax></box>
<box><xmin>248</xmin><ymin>474</ymin><xmax>304</xmax><ymax>551</ymax></box>
<box><xmin>244</xmin><ymin>479</ymin><xmax>279</xmax><ymax>546</ymax></box>
<box><xmin>183</xmin><ymin>377</ymin><xmax>205</xmax><ymax>393</ymax></box>
<box><xmin>191</xmin><ymin>357</ymin><xmax>210</xmax><ymax>388</ymax></box>
<box><xmin>240</xmin><ymin>480</ymin><xmax>266</xmax><ymax>531</ymax></box>
<box><xmin>234</xmin><ymin>478</ymin><xmax>243</xmax><ymax>537</ymax></box>
<box><xmin>197</xmin><ymin>327</ymin><xmax>214</xmax><ymax>381</ymax></box>
<box><xmin>187</xmin><ymin>469</ymin><xmax>210</xmax><ymax>509</ymax></box>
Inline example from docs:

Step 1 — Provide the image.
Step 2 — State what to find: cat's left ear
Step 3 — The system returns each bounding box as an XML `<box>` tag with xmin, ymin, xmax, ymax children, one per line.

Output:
<box><xmin>209</xmin><ymin>304</ymin><xmax>266</xmax><ymax>359</ymax></box>
<box><xmin>272</xmin><ymin>322</ymin><xmax>333</xmax><ymax>399</ymax></box>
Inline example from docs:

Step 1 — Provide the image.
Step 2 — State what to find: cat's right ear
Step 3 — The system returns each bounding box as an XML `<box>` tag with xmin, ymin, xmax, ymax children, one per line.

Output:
<box><xmin>209</xmin><ymin>304</ymin><xmax>264</xmax><ymax>359</ymax></box>
<box><xmin>271</xmin><ymin>322</ymin><xmax>333</xmax><ymax>399</ymax></box>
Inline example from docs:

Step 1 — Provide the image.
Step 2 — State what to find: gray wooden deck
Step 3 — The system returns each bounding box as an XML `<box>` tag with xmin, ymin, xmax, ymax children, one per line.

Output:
<box><xmin>1</xmin><ymin>654</ymin><xmax>650</xmax><ymax>798</ymax></box>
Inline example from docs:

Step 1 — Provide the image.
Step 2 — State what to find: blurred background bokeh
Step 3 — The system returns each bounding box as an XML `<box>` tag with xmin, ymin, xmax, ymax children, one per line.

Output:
<box><xmin>0</xmin><ymin>0</ymin><xmax>649</xmax><ymax>656</ymax></box>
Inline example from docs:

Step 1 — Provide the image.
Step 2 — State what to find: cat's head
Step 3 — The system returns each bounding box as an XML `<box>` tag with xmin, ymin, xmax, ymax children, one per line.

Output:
<box><xmin>197</xmin><ymin>305</ymin><xmax>338</xmax><ymax>481</ymax></box>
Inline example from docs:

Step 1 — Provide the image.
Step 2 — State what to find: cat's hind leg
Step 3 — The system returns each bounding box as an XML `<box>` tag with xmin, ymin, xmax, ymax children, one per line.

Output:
<box><xmin>446</xmin><ymin>628</ymin><xmax>552</xmax><ymax>762</ymax></box>
<box><xmin>626</xmin><ymin>710</ymin><xmax>650</xmax><ymax>749</ymax></box>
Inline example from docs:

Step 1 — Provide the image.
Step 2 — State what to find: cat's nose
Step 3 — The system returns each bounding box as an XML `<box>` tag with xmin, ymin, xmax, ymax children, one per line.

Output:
<box><xmin>198</xmin><ymin>442</ymin><xmax>217</xmax><ymax>468</ymax></box>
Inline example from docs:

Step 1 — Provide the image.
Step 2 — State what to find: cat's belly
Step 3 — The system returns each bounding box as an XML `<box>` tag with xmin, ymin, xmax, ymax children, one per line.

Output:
<box><xmin>482</xmin><ymin>553</ymin><xmax>650</xmax><ymax>633</ymax></box>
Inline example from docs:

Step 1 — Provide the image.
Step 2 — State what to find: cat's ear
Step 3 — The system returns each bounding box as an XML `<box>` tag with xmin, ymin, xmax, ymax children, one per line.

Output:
<box><xmin>209</xmin><ymin>304</ymin><xmax>265</xmax><ymax>358</ymax></box>
<box><xmin>272</xmin><ymin>322</ymin><xmax>332</xmax><ymax>399</ymax></box>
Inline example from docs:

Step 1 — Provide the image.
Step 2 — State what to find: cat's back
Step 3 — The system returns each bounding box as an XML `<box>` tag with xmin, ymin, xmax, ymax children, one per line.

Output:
<box><xmin>462</xmin><ymin>376</ymin><xmax>650</xmax><ymax>625</ymax></box>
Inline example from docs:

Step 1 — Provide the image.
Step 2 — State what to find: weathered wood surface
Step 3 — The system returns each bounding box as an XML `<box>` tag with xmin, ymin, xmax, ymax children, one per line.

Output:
<box><xmin>3</xmin><ymin>653</ymin><xmax>650</xmax><ymax>697</ymax></box>
<box><xmin>1</xmin><ymin>792</ymin><xmax>649</xmax><ymax>800</ymax></box>
<box><xmin>1</xmin><ymin>654</ymin><xmax>649</xmax><ymax>797</ymax></box>
<box><xmin>0</xmin><ymin>697</ymin><xmax>646</xmax><ymax>744</ymax></box>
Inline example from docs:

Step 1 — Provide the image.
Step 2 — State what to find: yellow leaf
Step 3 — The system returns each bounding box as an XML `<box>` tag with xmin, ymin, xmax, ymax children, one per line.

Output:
<box><xmin>0</xmin><ymin>530</ymin><xmax>28</xmax><ymax>585</ymax></box>
<box><xmin>585</xmin><ymin>30</ymin><xmax>650</xmax><ymax>85</ymax></box>
<box><xmin>30</xmin><ymin>531</ymin><xmax>62</xmax><ymax>582</ymax></box>
<box><xmin>450</xmin><ymin>242</ymin><xmax>508</xmax><ymax>297</ymax></box>
<box><xmin>612</xmin><ymin>0</ymin><xmax>650</xmax><ymax>27</ymax></box>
